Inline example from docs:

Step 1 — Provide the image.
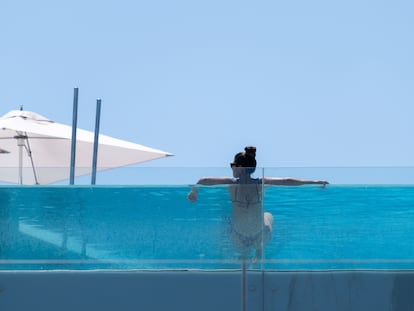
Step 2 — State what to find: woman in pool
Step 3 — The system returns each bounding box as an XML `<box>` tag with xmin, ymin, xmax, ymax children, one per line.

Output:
<box><xmin>187</xmin><ymin>146</ymin><xmax>328</xmax><ymax>261</ymax></box>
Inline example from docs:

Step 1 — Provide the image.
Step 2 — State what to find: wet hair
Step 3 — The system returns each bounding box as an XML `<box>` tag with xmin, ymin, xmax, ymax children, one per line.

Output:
<box><xmin>244</xmin><ymin>146</ymin><xmax>256</xmax><ymax>158</ymax></box>
<box><xmin>233</xmin><ymin>146</ymin><xmax>257</xmax><ymax>174</ymax></box>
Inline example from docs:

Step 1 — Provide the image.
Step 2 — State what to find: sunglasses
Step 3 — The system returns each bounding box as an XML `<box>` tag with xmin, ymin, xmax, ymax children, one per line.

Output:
<box><xmin>230</xmin><ymin>163</ymin><xmax>239</xmax><ymax>168</ymax></box>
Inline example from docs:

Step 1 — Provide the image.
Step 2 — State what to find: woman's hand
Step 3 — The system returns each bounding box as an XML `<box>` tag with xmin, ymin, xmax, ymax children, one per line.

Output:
<box><xmin>317</xmin><ymin>180</ymin><xmax>329</xmax><ymax>188</ymax></box>
<box><xmin>187</xmin><ymin>188</ymin><xmax>198</xmax><ymax>202</ymax></box>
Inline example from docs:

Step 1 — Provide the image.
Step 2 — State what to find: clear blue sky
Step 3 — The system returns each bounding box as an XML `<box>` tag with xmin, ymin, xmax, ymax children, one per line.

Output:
<box><xmin>2</xmin><ymin>0</ymin><xmax>414</xmax><ymax>170</ymax></box>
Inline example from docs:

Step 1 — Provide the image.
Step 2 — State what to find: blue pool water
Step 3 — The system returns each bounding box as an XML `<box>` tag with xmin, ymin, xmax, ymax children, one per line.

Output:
<box><xmin>0</xmin><ymin>185</ymin><xmax>413</xmax><ymax>270</ymax></box>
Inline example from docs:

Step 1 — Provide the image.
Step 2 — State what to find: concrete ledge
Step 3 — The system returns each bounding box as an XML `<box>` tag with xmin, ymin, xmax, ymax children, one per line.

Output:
<box><xmin>0</xmin><ymin>270</ymin><xmax>413</xmax><ymax>311</ymax></box>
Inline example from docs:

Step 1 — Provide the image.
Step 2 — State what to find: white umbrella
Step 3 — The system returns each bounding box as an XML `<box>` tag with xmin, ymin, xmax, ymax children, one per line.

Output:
<box><xmin>0</xmin><ymin>109</ymin><xmax>173</xmax><ymax>184</ymax></box>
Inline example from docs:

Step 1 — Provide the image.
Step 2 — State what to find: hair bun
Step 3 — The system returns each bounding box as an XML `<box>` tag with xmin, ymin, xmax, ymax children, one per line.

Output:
<box><xmin>244</xmin><ymin>146</ymin><xmax>256</xmax><ymax>158</ymax></box>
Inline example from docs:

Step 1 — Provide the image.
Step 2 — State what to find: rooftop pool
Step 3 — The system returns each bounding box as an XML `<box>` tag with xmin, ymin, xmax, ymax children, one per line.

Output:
<box><xmin>1</xmin><ymin>182</ymin><xmax>413</xmax><ymax>271</ymax></box>
<box><xmin>2</xmin><ymin>168</ymin><xmax>414</xmax><ymax>311</ymax></box>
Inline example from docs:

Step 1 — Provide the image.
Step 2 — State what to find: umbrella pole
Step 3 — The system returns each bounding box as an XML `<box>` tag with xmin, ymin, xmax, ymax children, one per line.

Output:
<box><xmin>91</xmin><ymin>99</ymin><xmax>101</xmax><ymax>185</ymax></box>
<box><xmin>16</xmin><ymin>135</ymin><xmax>39</xmax><ymax>185</ymax></box>
<box><xmin>70</xmin><ymin>87</ymin><xmax>79</xmax><ymax>185</ymax></box>
<box><xmin>18</xmin><ymin>142</ymin><xmax>23</xmax><ymax>185</ymax></box>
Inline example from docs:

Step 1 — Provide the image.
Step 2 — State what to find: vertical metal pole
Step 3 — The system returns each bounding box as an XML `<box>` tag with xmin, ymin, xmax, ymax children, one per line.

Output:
<box><xmin>70</xmin><ymin>88</ymin><xmax>79</xmax><ymax>185</ymax></box>
<box><xmin>242</xmin><ymin>259</ymin><xmax>246</xmax><ymax>311</ymax></box>
<box><xmin>91</xmin><ymin>98</ymin><xmax>101</xmax><ymax>185</ymax></box>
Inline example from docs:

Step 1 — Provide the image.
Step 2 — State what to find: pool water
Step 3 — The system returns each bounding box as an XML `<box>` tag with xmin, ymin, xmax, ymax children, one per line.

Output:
<box><xmin>0</xmin><ymin>185</ymin><xmax>413</xmax><ymax>270</ymax></box>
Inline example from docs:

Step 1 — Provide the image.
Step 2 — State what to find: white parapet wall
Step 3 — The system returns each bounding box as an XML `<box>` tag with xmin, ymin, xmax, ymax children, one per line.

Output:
<box><xmin>0</xmin><ymin>270</ymin><xmax>413</xmax><ymax>311</ymax></box>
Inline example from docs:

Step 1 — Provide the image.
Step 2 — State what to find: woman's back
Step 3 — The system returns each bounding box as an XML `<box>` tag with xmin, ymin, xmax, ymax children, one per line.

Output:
<box><xmin>229</xmin><ymin>180</ymin><xmax>264</xmax><ymax>235</ymax></box>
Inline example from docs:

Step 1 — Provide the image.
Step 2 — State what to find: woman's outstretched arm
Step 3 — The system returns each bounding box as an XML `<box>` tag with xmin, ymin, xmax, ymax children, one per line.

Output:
<box><xmin>262</xmin><ymin>177</ymin><xmax>329</xmax><ymax>186</ymax></box>
<box><xmin>187</xmin><ymin>177</ymin><xmax>234</xmax><ymax>202</ymax></box>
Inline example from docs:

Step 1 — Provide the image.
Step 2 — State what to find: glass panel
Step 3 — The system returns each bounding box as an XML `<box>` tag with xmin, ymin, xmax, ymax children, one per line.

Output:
<box><xmin>262</xmin><ymin>167</ymin><xmax>414</xmax><ymax>271</ymax></box>
<box><xmin>3</xmin><ymin>166</ymin><xmax>414</xmax><ymax>185</ymax></box>
<box><xmin>1</xmin><ymin>167</ymin><xmax>414</xmax><ymax>272</ymax></box>
<box><xmin>0</xmin><ymin>184</ymin><xmax>237</xmax><ymax>270</ymax></box>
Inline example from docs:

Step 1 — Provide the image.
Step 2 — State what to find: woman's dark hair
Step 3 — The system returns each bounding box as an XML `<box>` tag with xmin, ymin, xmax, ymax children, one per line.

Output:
<box><xmin>233</xmin><ymin>146</ymin><xmax>257</xmax><ymax>174</ymax></box>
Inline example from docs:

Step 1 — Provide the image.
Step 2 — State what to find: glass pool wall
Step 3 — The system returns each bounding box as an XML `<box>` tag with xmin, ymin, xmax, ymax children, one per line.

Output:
<box><xmin>0</xmin><ymin>167</ymin><xmax>414</xmax><ymax>271</ymax></box>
